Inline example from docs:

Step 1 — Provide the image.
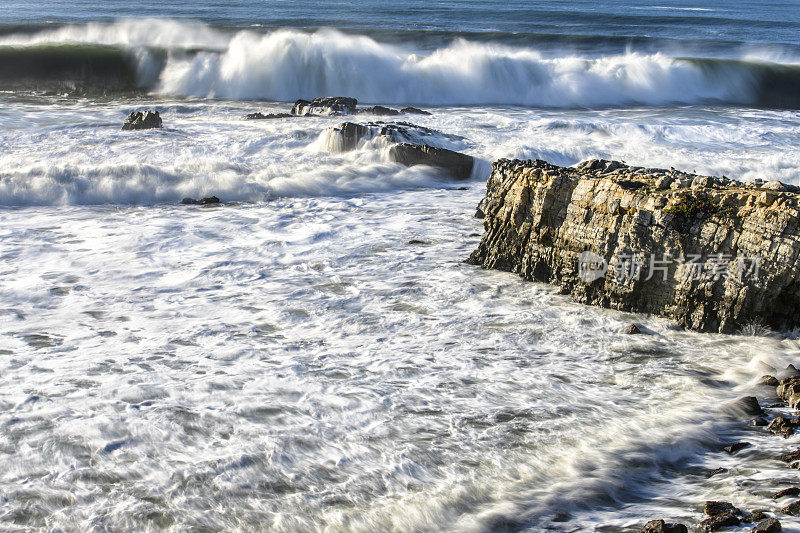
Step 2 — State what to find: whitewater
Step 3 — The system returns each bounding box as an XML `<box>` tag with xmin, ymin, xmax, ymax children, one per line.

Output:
<box><xmin>2</xmin><ymin>3</ymin><xmax>800</xmax><ymax>531</ymax></box>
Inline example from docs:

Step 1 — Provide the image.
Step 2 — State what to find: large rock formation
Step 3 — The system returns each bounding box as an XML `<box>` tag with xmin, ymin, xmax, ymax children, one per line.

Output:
<box><xmin>324</xmin><ymin>121</ymin><xmax>461</xmax><ymax>152</ymax></box>
<box><xmin>468</xmin><ymin>158</ymin><xmax>800</xmax><ymax>333</ymax></box>
<box><xmin>291</xmin><ymin>96</ymin><xmax>358</xmax><ymax>116</ymax></box>
<box><xmin>390</xmin><ymin>143</ymin><xmax>474</xmax><ymax>181</ymax></box>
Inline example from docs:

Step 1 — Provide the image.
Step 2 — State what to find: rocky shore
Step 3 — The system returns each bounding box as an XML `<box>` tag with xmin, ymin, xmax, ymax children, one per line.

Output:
<box><xmin>468</xmin><ymin>158</ymin><xmax>800</xmax><ymax>333</ymax></box>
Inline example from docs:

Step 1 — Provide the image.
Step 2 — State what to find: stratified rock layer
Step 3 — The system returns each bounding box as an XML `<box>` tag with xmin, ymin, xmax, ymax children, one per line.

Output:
<box><xmin>468</xmin><ymin>158</ymin><xmax>800</xmax><ymax>333</ymax></box>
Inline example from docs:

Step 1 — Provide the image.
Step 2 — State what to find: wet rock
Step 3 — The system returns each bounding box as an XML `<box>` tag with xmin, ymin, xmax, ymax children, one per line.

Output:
<box><xmin>767</xmin><ymin>416</ymin><xmax>798</xmax><ymax>437</ymax></box>
<box><xmin>401</xmin><ymin>106</ymin><xmax>432</xmax><ymax>115</ymax></box>
<box><xmin>742</xmin><ymin>511</ymin><xmax>768</xmax><ymax>523</ymax></box>
<box><xmin>781</xmin><ymin>500</ymin><xmax>800</xmax><ymax>515</ymax></box>
<box><xmin>751</xmin><ymin>417</ymin><xmax>768</xmax><ymax>427</ymax></box>
<box><xmin>779</xmin><ymin>449</ymin><xmax>800</xmax><ymax>463</ymax></box>
<box><xmin>723</xmin><ymin>441</ymin><xmax>751</xmax><ymax>454</ymax></box>
<box><xmin>752</xmin><ymin>518</ymin><xmax>782</xmax><ymax>533</ymax></box>
<box><xmin>773</xmin><ymin>487</ymin><xmax>800</xmax><ymax>499</ymax></box>
<box><xmin>180</xmin><ymin>196</ymin><xmax>220</xmax><ymax>205</ymax></box>
<box><xmin>323</xmin><ymin>121</ymin><xmax>462</xmax><ymax>153</ymax></box>
<box><xmin>467</xmin><ymin>158</ymin><xmax>800</xmax><ymax>333</ymax></box>
<box><xmin>777</xmin><ymin>377</ymin><xmax>800</xmax><ymax>400</ymax></box>
<box><xmin>704</xmin><ymin>501</ymin><xmax>740</xmax><ymax>516</ymax></box>
<box><xmin>641</xmin><ymin>519</ymin><xmax>688</xmax><ymax>533</ymax></box>
<box><xmin>364</xmin><ymin>105</ymin><xmax>400</xmax><ymax>116</ymax></box>
<box><xmin>727</xmin><ymin>396</ymin><xmax>763</xmax><ymax>417</ymax></box>
<box><xmin>706</xmin><ymin>467</ymin><xmax>727</xmax><ymax>478</ymax></box>
<box><xmin>122</xmin><ymin>110</ymin><xmax>162</xmax><ymax>130</ymax></box>
<box><xmin>408</xmin><ymin>239</ymin><xmax>429</xmax><ymax>245</ymax></box>
<box><xmin>759</xmin><ymin>375</ymin><xmax>780</xmax><ymax>387</ymax></box>
<box><xmin>699</xmin><ymin>513</ymin><xmax>739</xmax><ymax>532</ymax></box>
<box><xmin>785</xmin><ymin>364</ymin><xmax>800</xmax><ymax>377</ymax></box>
<box><xmin>244</xmin><ymin>112</ymin><xmax>293</xmax><ymax>120</ymax></box>
<box><xmin>291</xmin><ymin>96</ymin><xmax>358</xmax><ymax>116</ymax></box>
<box><xmin>624</xmin><ymin>323</ymin><xmax>643</xmax><ymax>334</ymax></box>
<box><xmin>389</xmin><ymin>143</ymin><xmax>474</xmax><ymax>181</ymax></box>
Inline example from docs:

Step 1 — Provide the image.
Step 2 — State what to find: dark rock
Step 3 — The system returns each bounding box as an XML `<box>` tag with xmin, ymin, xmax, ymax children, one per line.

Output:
<box><xmin>767</xmin><ymin>416</ymin><xmax>798</xmax><ymax>437</ymax></box>
<box><xmin>122</xmin><ymin>110</ymin><xmax>162</xmax><ymax>130</ymax></box>
<box><xmin>742</xmin><ymin>511</ymin><xmax>768</xmax><ymax>523</ymax></box>
<box><xmin>389</xmin><ymin>143</ymin><xmax>474</xmax><ymax>181</ymax></box>
<box><xmin>704</xmin><ymin>501</ymin><xmax>740</xmax><ymax>516</ymax></box>
<box><xmin>244</xmin><ymin>112</ymin><xmax>293</xmax><ymax>120</ymax></box>
<box><xmin>779</xmin><ymin>449</ymin><xmax>800</xmax><ymax>462</ymax></box>
<box><xmin>624</xmin><ymin>323</ymin><xmax>643</xmax><ymax>335</ymax></box>
<box><xmin>327</xmin><ymin>122</ymin><xmax>371</xmax><ymax>151</ymax></box>
<box><xmin>699</xmin><ymin>513</ymin><xmax>739</xmax><ymax>532</ymax></box>
<box><xmin>323</xmin><ymin>121</ymin><xmax>462</xmax><ymax>153</ymax></box>
<box><xmin>467</xmin><ymin>158</ymin><xmax>800</xmax><ymax>333</ymax></box>
<box><xmin>723</xmin><ymin>442</ymin><xmax>751</xmax><ymax>454</ymax></box>
<box><xmin>181</xmin><ymin>196</ymin><xmax>220</xmax><ymax>205</ymax></box>
<box><xmin>751</xmin><ymin>417</ymin><xmax>768</xmax><ymax>426</ymax></box>
<box><xmin>785</xmin><ymin>364</ymin><xmax>800</xmax><ymax>377</ymax></box>
<box><xmin>408</xmin><ymin>239</ymin><xmax>429</xmax><ymax>245</ymax></box>
<box><xmin>773</xmin><ymin>487</ymin><xmax>800</xmax><ymax>499</ymax></box>
<box><xmin>181</xmin><ymin>197</ymin><xmax>200</xmax><ymax>205</ymax></box>
<box><xmin>364</xmin><ymin>105</ymin><xmax>400</xmax><ymax>116</ymax></box>
<box><xmin>641</xmin><ymin>519</ymin><xmax>688</xmax><ymax>533</ymax></box>
<box><xmin>291</xmin><ymin>96</ymin><xmax>357</xmax><ymax>116</ymax></box>
<box><xmin>781</xmin><ymin>500</ymin><xmax>800</xmax><ymax>515</ymax></box>
<box><xmin>727</xmin><ymin>396</ymin><xmax>763</xmax><ymax>417</ymax></box>
<box><xmin>777</xmin><ymin>377</ymin><xmax>800</xmax><ymax>401</ymax></box>
<box><xmin>552</xmin><ymin>510</ymin><xmax>570</xmax><ymax>522</ymax></box>
<box><xmin>706</xmin><ymin>467</ymin><xmax>727</xmax><ymax>478</ymax></box>
<box><xmin>401</xmin><ymin>106</ymin><xmax>432</xmax><ymax>115</ymax></box>
<box><xmin>752</xmin><ymin>518</ymin><xmax>781</xmax><ymax>533</ymax></box>
<box><xmin>759</xmin><ymin>375</ymin><xmax>779</xmax><ymax>387</ymax></box>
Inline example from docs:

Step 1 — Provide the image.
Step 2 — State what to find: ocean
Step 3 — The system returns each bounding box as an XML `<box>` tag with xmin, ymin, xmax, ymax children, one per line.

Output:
<box><xmin>1</xmin><ymin>1</ymin><xmax>799</xmax><ymax>531</ymax></box>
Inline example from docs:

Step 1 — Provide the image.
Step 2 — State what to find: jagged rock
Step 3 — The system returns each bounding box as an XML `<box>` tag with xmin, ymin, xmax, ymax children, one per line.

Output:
<box><xmin>727</xmin><ymin>396</ymin><xmax>763</xmax><ymax>417</ymax></box>
<box><xmin>699</xmin><ymin>513</ymin><xmax>739</xmax><ymax>532</ymax></box>
<box><xmin>363</xmin><ymin>105</ymin><xmax>400</xmax><ymax>116</ymax></box>
<box><xmin>641</xmin><ymin>519</ymin><xmax>688</xmax><ymax>533</ymax></box>
<box><xmin>244</xmin><ymin>112</ymin><xmax>293</xmax><ymax>120</ymax></box>
<box><xmin>389</xmin><ymin>143</ymin><xmax>474</xmax><ymax>181</ymax></box>
<box><xmin>767</xmin><ymin>416</ymin><xmax>798</xmax><ymax>437</ymax></box>
<box><xmin>780</xmin><ymin>500</ymin><xmax>800</xmax><ymax>515</ymax></box>
<box><xmin>779</xmin><ymin>449</ymin><xmax>800</xmax><ymax>462</ymax></box>
<box><xmin>181</xmin><ymin>196</ymin><xmax>220</xmax><ymax>205</ymax></box>
<box><xmin>122</xmin><ymin>110</ymin><xmax>162</xmax><ymax>130</ymax></box>
<box><xmin>760</xmin><ymin>375</ymin><xmax>779</xmax><ymax>387</ymax></box>
<box><xmin>723</xmin><ymin>441</ymin><xmax>751</xmax><ymax>454</ymax></box>
<box><xmin>291</xmin><ymin>96</ymin><xmax>358</xmax><ymax>116</ymax></box>
<box><xmin>752</xmin><ymin>518</ymin><xmax>781</xmax><ymax>533</ymax></box>
<box><xmin>773</xmin><ymin>487</ymin><xmax>800</xmax><ymax>499</ymax></box>
<box><xmin>742</xmin><ymin>511</ymin><xmax>768</xmax><ymax>523</ymax></box>
<box><xmin>777</xmin><ymin>377</ymin><xmax>800</xmax><ymax>400</ymax></box>
<box><xmin>401</xmin><ymin>106</ymin><xmax>432</xmax><ymax>115</ymax></box>
<box><xmin>624</xmin><ymin>323</ymin><xmax>643</xmax><ymax>334</ymax></box>
<box><xmin>467</xmin><ymin>158</ymin><xmax>800</xmax><ymax>333</ymax></box>
<box><xmin>704</xmin><ymin>501</ymin><xmax>740</xmax><ymax>516</ymax></box>
<box><xmin>323</xmin><ymin>121</ymin><xmax>457</xmax><ymax>152</ymax></box>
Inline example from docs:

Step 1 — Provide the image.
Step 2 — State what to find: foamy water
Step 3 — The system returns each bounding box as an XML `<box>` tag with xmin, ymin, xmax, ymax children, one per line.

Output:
<box><xmin>3</xmin><ymin>4</ymin><xmax>800</xmax><ymax>530</ymax></box>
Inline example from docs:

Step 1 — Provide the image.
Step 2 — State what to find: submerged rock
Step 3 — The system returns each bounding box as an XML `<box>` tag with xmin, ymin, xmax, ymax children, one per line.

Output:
<box><xmin>727</xmin><ymin>396</ymin><xmax>763</xmax><ymax>417</ymax></box>
<box><xmin>389</xmin><ymin>143</ymin><xmax>474</xmax><ymax>181</ymax></box>
<box><xmin>244</xmin><ymin>112</ymin><xmax>293</xmax><ymax>120</ymax></box>
<box><xmin>468</xmin><ymin>158</ymin><xmax>800</xmax><ymax>333</ymax></box>
<box><xmin>122</xmin><ymin>110</ymin><xmax>162</xmax><ymax>130</ymax></box>
<box><xmin>641</xmin><ymin>519</ymin><xmax>688</xmax><ymax>533</ymax></box>
<box><xmin>723</xmin><ymin>441</ymin><xmax>751</xmax><ymax>454</ymax></box>
<box><xmin>291</xmin><ymin>96</ymin><xmax>357</xmax><ymax>116</ymax></box>
<box><xmin>624</xmin><ymin>323</ymin><xmax>643</xmax><ymax>334</ymax></box>
<box><xmin>181</xmin><ymin>196</ymin><xmax>220</xmax><ymax>205</ymax></box>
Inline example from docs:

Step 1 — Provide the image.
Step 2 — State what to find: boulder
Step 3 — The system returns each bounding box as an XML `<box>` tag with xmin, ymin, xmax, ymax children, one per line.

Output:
<box><xmin>767</xmin><ymin>416</ymin><xmax>798</xmax><ymax>437</ymax></box>
<box><xmin>624</xmin><ymin>323</ymin><xmax>643</xmax><ymax>334</ymax></box>
<box><xmin>723</xmin><ymin>442</ymin><xmax>751</xmax><ymax>454</ymax></box>
<box><xmin>699</xmin><ymin>513</ymin><xmax>739</xmax><ymax>532</ymax></box>
<box><xmin>468</xmin><ymin>158</ymin><xmax>800</xmax><ymax>333</ymax></box>
<box><xmin>389</xmin><ymin>143</ymin><xmax>474</xmax><ymax>181</ymax></box>
<box><xmin>727</xmin><ymin>396</ymin><xmax>763</xmax><ymax>417</ymax></box>
<box><xmin>181</xmin><ymin>196</ymin><xmax>220</xmax><ymax>205</ymax></box>
<box><xmin>752</xmin><ymin>518</ymin><xmax>781</xmax><ymax>533</ymax></box>
<box><xmin>772</xmin><ymin>487</ymin><xmax>800</xmax><ymax>499</ymax></box>
<box><xmin>704</xmin><ymin>501</ymin><xmax>740</xmax><ymax>516</ymax></box>
<box><xmin>401</xmin><ymin>106</ymin><xmax>432</xmax><ymax>115</ymax></box>
<box><xmin>122</xmin><ymin>110</ymin><xmax>162</xmax><ymax>130</ymax></box>
<box><xmin>323</xmin><ymin>121</ymin><xmax>463</xmax><ymax>153</ymax></box>
<box><xmin>742</xmin><ymin>511</ymin><xmax>768</xmax><ymax>523</ymax></box>
<box><xmin>291</xmin><ymin>96</ymin><xmax>357</xmax><ymax>116</ymax></box>
<box><xmin>641</xmin><ymin>519</ymin><xmax>688</xmax><ymax>533</ymax></box>
<box><xmin>759</xmin><ymin>375</ymin><xmax>779</xmax><ymax>387</ymax></box>
<box><xmin>781</xmin><ymin>500</ymin><xmax>800</xmax><ymax>515</ymax></box>
<box><xmin>363</xmin><ymin>105</ymin><xmax>400</xmax><ymax>116</ymax></box>
<box><xmin>779</xmin><ymin>449</ymin><xmax>800</xmax><ymax>463</ymax></box>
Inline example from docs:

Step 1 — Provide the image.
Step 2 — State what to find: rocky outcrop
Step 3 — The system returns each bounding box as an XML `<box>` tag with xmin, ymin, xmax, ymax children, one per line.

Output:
<box><xmin>401</xmin><ymin>106</ymin><xmax>432</xmax><ymax>115</ymax></box>
<box><xmin>122</xmin><ymin>110</ymin><xmax>162</xmax><ymax>130</ymax></box>
<box><xmin>324</xmin><ymin>121</ymin><xmax>461</xmax><ymax>152</ymax></box>
<box><xmin>363</xmin><ymin>105</ymin><xmax>400</xmax><ymax>116</ymax></box>
<box><xmin>291</xmin><ymin>96</ymin><xmax>358</xmax><ymax>116</ymax></box>
<box><xmin>244</xmin><ymin>112</ymin><xmax>293</xmax><ymax>120</ymax></box>
<box><xmin>389</xmin><ymin>143</ymin><xmax>474</xmax><ymax>181</ymax></box>
<box><xmin>181</xmin><ymin>196</ymin><xmax>220</xmax><ymax>205</ymax></box>
<box><xmin>468</xmin><ymin>158</ymin><xmax>800</xmax><ymax>333</ymax></box>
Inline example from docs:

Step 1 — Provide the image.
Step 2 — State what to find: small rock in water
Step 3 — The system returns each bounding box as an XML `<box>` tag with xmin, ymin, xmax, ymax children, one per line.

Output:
<box><xmin>364</xmin><ymin>105</ymin><xmax>400</xmax><ymax>116</ymax></box>
<box><xmin>742</xmin><ymin>510</ymin><xmax>768</xmax><ymax>523</ymax></box>
<box><xmin>781</xmin><ymin>500</ymin><xmax>800</xmax><ymax>515</ymax></box>
<box><xmin>759</xmin><ymin>375</ymin><xmax>779</xmax><ymax>387</ymax></box>
<box><xmin>699</xmin><ymin>513</ymin><xmax>739</xmax><ymax>532</ymax></box>
<box><xmin>624</xmin><ymin>323</ymin><xmax>643</xmax><ymax>335</ymax></box>
<box><xmin>401</xmin><ymin>106</ymin><xmax>432</xmax><ymax>115</ymax></box>
<box><xmin>779</xmin><ymin>449</ymin><xmax>800</xmax><ymax>463</ymax></box>
<box><xmin>767</xmin><ymin>416</ymin><xmax>798</xmax><ymax>437</ymax></box>
<box><xmin>772</xmin><ymin>487</ymin><xmax>800</xmax><ymax>499</ymax></box>
<box><xmin>244</xmin><ymin>112</ymin><xmax>293</xmax><ymax>120</ymax></box>
<box><xmin>291</xmin><ymin>96</ymin><xmax>357</xmax><ymax>116</ymax></box>
<box><xmin>706</xmin><ymin>467</ymin><xmax>727</xmax><ymax>478</ymax></box>
<box><xmin>641</xmin><ymin>519</ymin><xmax>688</xmax><ymax>533</ymax></box>
<box><xmin>751</xmin><ymin>417</ymin><xmax>768</xmax><ymax>427</ymax></box>
<box><xmin>704</xmin><ymin>501</ymin><xmax>740</xmax><ymax>516</ymax></box>
<box><xmin>122</xmin><ymin>110</ymin><xmax>162</xmax><ymax>130</ymax></box>
<box><xmin>723</xmin><ymin>441</ymin><xmax>751</xmax><ymax>454</ymax></box>
<box><xmin>727</xmin><ymin>396</ymin><xmax>763</xmax><ymax>416</ymax></box>
<box><xmin>407</xmin><ymin>239</ymin><xmax>429</xmax><ymax>245</ymax></box>
<box><xmin>752</xmin><ymin>518</ymin><xmax>782</xmax><ymax>533</ymax></box>
<box><xmin>181</xmin><ymin>196</ymin><xmax>220</xmax><ymax>205</ymax></box>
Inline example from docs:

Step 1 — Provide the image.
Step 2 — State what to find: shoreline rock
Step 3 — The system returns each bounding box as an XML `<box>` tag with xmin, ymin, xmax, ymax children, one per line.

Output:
<box><xmin>468</xmin><ymin>158</ymin><xmax>800</xmax><ymax>333</ymax></box>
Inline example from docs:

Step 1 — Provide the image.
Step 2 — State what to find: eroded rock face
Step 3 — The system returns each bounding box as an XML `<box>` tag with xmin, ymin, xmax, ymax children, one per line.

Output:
<box><xmin>468</xmin><ymin>158</ymin><xmax>800</xmax><ymax>333</ymax></box>
<box><xmin>323</xmin><ymin>121</ymin><xmax>461</xmax><ymax>152</ymax></box>
<box><xmin>291</xmin><ymin>97</ymin><xmax>358</xmax><ymax>116</ymax></box>
<box><xmin>122</xmin><ymin>110</ymin><xmax>162</xmax><ymax>130</ymax></box>
<box><xmin>389</xmin><ymin>143</ymin><xmax>474</xmax><ymax>181</ymax></box>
